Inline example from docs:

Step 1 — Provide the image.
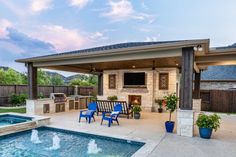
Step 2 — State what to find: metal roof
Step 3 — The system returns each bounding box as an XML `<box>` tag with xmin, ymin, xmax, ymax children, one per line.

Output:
<box><xmin>16</xmin><ymin>39</ymin><xmax>209</xmax><ymax>63</ymax></box>
<box><xmin>215</xmin><ymin>43</ymin><xmax>236</xmax><ymax>50</ymax></box>
<box><xmin>202</xmin><ymin>65</ymin><xmax>236</xmax><ymax>80</ymax></box>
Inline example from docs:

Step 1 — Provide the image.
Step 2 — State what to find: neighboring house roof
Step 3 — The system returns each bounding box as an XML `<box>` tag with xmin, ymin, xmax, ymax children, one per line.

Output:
<box><xmin>201</xmin><ymin>65</ymin><xmax>236</xmax><ymax>80</ymax></box>
<box><xmin>215</xmin><ymin>43</ymin><xmax>236</xmax><ymax>50</ymax></box>
<box><xmin>16</xmin><ymin>39</ymin><xmax>209</xmax><ymax>63</ymax></box>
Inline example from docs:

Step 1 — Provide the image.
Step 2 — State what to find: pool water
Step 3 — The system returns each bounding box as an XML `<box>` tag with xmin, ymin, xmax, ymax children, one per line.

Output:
<box><xmin>0</xmin><ymin>127</ymin><xmax>144</xmax><ymax>157</ymax></box>
<box><xmin>0</xmin><ymin>115</ymin><xmax>32</xmax><ymax>126</ymax></box>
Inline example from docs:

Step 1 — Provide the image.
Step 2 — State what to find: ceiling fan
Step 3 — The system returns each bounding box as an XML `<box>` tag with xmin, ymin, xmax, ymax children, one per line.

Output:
<box><xmin>90</xmin><ymin>65</ymin><xmax>102</xmax><ymax>75</ymax></box>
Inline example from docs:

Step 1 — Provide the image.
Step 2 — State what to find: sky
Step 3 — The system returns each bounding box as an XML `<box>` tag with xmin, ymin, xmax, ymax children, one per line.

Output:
<box><xmin>0</xmin><ymin>0</ymin><xmax>236</xmax><ymax>76</ymax></box>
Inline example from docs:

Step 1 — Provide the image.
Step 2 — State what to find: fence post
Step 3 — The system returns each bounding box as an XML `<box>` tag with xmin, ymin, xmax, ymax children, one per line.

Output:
<box><xmin>14</xmin><ymin>85</ymin><xmax>17</xmax><ymax>95</ymax></box>
<box><xmin>78</xmin><ymin>86</ymin><xmax>80</xmax><ymax>95</ymax></box>
<box><xmin>67</xmin><ymin>86</ymin><xmax>69</xmax><ymax>95</ymax></box>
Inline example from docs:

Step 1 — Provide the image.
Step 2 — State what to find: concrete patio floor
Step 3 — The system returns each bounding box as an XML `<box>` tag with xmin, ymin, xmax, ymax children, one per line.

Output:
<box><xmin>46</xmin><ymin>111</ymin><xmax>236</xmax><ymax>157</ymax></box>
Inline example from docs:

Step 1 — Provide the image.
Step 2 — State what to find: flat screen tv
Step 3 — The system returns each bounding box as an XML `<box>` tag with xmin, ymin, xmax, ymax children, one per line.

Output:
<box><xmin>124</xmin><ymin>72</ymin><xmax>146</xmax><ymax>87</ymax></box>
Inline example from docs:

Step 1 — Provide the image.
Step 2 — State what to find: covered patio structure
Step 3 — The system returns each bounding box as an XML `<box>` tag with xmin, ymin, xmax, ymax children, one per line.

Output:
<box><xmin>16</xmin><ymin>39</ymin><xmax>236</xmax><ymax>137</ymax></box>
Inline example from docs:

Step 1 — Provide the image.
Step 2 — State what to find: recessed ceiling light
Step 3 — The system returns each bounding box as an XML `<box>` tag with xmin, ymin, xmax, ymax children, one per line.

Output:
<box><xmin>132</xmin><ymin>65</ymin><xmax>136</xmax><ymax>68</ymax></box>
<box><xmin>176</xmin><ymin>64</ymin><xmax>179</xmax><ymax>66</ymax></box>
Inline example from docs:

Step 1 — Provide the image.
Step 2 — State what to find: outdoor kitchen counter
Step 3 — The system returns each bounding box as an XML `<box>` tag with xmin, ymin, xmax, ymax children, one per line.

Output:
<box><xmin>26</xmin><ymin>95</ymin><xmax>93</xmax><ymax>115</ymax></box>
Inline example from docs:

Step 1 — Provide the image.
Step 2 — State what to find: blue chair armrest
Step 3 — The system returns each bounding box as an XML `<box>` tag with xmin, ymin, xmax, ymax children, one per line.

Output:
<box><xmin>102</xmin><ymin>111</ymin><xmax>111</xmax><ymax>117</ymax></box>
<box><xmin>80</xmin><ymin>110</ymin><xmax>88</xmax><ymax>114</ymax></box>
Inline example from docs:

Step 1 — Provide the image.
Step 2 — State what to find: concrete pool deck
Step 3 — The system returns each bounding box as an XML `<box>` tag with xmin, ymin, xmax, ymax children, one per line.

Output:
<box><xmin>45</xmin><ymin>111</ymin><xmax>236</xmax><ymax>157</ymax></box>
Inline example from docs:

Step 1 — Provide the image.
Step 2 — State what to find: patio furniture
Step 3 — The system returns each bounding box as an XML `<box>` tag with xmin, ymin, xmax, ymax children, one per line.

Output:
<box><xmin>79</xmin><ymin>102</ymin><xmax>97</xmax><ymax>123</ymax></box>
<box><xmin>96</xmin><ymin>100</ymin><xmax>132</xmax><ymax>118</ymax></box>
<box><xmin>101</xmin><ymin>104</ymin><xmax>122</xmax><ymax>127</ymax></box>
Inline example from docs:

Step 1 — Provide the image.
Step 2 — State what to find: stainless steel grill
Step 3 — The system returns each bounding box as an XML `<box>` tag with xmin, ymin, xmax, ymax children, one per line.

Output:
<box><xmin>50</xmin><ymin>93</ymin><xmax>67</xmax><ymax>103</ymax></box>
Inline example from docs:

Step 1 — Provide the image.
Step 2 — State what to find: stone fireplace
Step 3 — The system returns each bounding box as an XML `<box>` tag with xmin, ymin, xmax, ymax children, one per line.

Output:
<box><xmin>128</xmin><ymin>95</ymin><xmax>141</xmax><ymax>106</ymax></box>
<box><xmin>100</xmin><ymin>68</ymin><xmax>180</xmax><ymax>112</ymax></box>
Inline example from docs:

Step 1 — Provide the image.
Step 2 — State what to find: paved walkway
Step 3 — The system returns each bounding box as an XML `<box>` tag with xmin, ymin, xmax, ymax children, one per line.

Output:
<box><xmin>46</xmin><ymin>111</ymin><xmax>236</xmax><ymax>157</ymax></box>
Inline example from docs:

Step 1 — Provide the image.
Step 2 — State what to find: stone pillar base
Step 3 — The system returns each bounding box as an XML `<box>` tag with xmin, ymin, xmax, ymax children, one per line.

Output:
<box><xmin>177</xmin><ymin>109</ymin><xmax>194</xmax><ymax>137</ymax></box>
<box><xmin>193</xmin><ymin>99</ymin><xmax>201</xmax><ymax>113</ymax></box>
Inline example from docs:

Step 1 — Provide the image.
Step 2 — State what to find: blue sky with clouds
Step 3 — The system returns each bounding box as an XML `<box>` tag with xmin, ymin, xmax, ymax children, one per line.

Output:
<box><xmin>0</xmin><ymin>0</ymin><xmax>236</xmax><ymax>76</ymax></box>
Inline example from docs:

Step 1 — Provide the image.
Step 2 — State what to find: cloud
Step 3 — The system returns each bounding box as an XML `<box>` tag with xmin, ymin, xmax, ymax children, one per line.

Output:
<box><xmin>6</xmin><ymin>28</ymin><xmax>55</xmax><ymax>54</ymax></box>
<box><xmin>0</xmin><ymin>26</ymin><xmax>55</xmax><ymax>73</ymax></box>
<box><xmin>89</xmin><ymin>32</ymin><xmax>105</xmax><ymax>40</ymax></box>
<box><xmin>30</xmin><ymin>0</ymin><xmax>52</xmax><ymax>13</ymax></box>
<box><xmin>102</xmin><ymin>0</ymin><xmax>153</xmax><ymax>22</ymax></box>
<box><xmin>141</xmin><ymin>0</ymin><xmax>149</xmax><ymax>10</ymax></box>
<box><xmin>0</xmin><ymin>18</ymin><xmax>54</xmax><ymax>55</ymax></box>
<box><xmin>69</xmin><ymin>0</ymin><xmax>91</xmax><ymax>8</ymax></box>
<box><xmin>0</xmin><ymin>19</ymin><xmax>12</xmax><ymax>39</ymax></box>
<box><xmin>145</xmin><ymin>36</ymin><xmax>160</xmax><ymax>42</ymax></box>
<box><xmin>29</xmin><ymin>25</ymin><xmax>88</xmax><ymax>51</ymax></box>
<box><xmin>0</xmin><ymin>1</ymin><xmax>26</xmax><ymax>17</ymax></box>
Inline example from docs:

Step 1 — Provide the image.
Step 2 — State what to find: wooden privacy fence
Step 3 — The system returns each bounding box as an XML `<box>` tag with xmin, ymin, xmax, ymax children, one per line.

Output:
<box><xmin>200</xmin><ymin>90</ymin><xmax>236</xmax><ymax>113</ymax></box>
<box><xmin>0</xmin><ymin>85</ymin><xmax>97</xmax><ymax>106</ymax></box>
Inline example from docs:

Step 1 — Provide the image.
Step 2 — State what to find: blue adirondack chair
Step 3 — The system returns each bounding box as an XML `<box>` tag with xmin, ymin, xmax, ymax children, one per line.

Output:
<box><xmin>79</xmin><ymin>102</ymin><xmax>97</xmax><ymax>123</ymax></box>
<box><xmin>101</xmin><ymin>104</ymin><xmax>122</xmax><ymax>127</ymax></box>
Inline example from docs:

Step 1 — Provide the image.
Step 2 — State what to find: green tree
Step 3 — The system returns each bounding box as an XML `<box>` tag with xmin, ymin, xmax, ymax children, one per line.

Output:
<box><xmin>50</xmin><ymin>74</ymin><xmax>64</xmax><ymax>86</ymax></box>
<box><xmin>87</xmin><ymin>75</ymin><xmax>98</xmax><ymax>85</ymax></box>
<box><xmin>0</xmin><ymin>69</ymin><xmax>6</xmax><ymax>84</ymax></box>
<box><xmin>21</xmin><ymin>73</ymin><xmax>28</xmax><ymax>84</ymax></box>
<box><xmin>69</xmin><ymin>79</ymin><xmax>92</xmax><ymax>86</ymax></box>
<box><xmin>37</xmin><ymin>69</ymin><xmax>51</xmax><ymax>85</ymax></box>
<box><xmin>3</xmin><ymin>69</ymin><xmax>24</xmax><ymax>84</ymax></box>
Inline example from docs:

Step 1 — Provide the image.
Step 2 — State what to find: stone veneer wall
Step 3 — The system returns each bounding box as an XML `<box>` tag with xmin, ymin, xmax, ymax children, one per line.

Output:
<box><xmin>100</xmin><ymin>68</ymin><xmax>179</xmax><ymax>112</ymax></box>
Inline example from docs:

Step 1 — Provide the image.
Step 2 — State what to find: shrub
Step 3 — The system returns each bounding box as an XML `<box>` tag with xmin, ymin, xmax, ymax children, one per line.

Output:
<box><xmin>132</xmin><ymin>105</ymin><xmax>142</xmax><ymax>113</ymax></box>
<box><xmin>196</xmin><ymin>113</ymin><xmax>221</xmax><ymax>131</ymax></box>
<box><xmin>91</xmin><ymin>96</ymin><xmax>97</xmax><ymax>102</ymax></box>
<box><xmin>9</xmin><ymin>94</ymin><xmax>28</xmax><ymax>106</ymax></box>
<box><xmin>155</xmin><ymin>99</ymin><xmax>163</xmax><ymax>109</ymax></box>
<box><xmin>38</xmin><ymin>92</ymin><xmax>45</xmax><ymax>99</ymax></box>
<box><xmin>107</xmin><ymin>95</ymin><xmax>118</xmax><ymax>101</ymax></box>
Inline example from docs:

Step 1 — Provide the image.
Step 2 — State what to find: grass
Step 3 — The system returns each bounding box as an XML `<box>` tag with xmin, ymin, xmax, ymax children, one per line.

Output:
<box><xmin>0</xmin><ymin>107</ymin><xmax>26</xmax><ymax>113</ymax></box>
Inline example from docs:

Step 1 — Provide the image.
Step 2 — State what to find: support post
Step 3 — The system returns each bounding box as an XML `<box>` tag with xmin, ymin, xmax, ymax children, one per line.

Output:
<box><xmin>180</xmin><ymin>47</ymin><xmax>194</xmax><ymax>110</ymax></box>
<box><xmin>98</xmin><ymin>73</ymin><xmax>103</xmax><ymax>95</ymax></box>
<box><xmin>28</xmin><ymin>62</ymin><xmax>38</xmax><ymax>100</ymax></box>
<box><xmin>193</xmin><ymin>72</ymin><xmax>201</xmax><ymax>99</ymax></box>
<box><xmin>178</xmin><ymin>47</ymin><xmax>194</xmax><ymax>137</ymax></box>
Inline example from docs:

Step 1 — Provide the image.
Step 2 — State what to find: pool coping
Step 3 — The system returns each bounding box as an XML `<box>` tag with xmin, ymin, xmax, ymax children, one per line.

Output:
<box><xmin>47</xmin><ymin>124</ymin><xmax>161</xmax><ymax>157</ymax></box>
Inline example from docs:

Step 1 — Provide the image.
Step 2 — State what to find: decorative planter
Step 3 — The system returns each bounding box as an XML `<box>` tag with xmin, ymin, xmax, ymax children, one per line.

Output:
<box><xmin>199</xmin><ymin>128</ymin><xmax>213</xmax><ymax>139</ymax></box>
<box><xmin>165</xmin><ymin>121</ymin><xmax>175</xmax><ymax>133</ymax></box>
<box><xmin>134</xmin><ymin>113</ymin><xmax>141</xmax><ymax>119</ymax></box>
<box><xmin>158</xmin><ymin>108</ymin><xmax>163</xmax><ymax>113</ymax></box>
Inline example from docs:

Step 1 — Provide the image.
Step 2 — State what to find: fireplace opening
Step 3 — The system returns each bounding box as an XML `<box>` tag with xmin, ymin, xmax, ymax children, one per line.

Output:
<box><xmin>128</xmin><ymin>95</ymin><xmax>141</xmax><ymax>106</ymax></box>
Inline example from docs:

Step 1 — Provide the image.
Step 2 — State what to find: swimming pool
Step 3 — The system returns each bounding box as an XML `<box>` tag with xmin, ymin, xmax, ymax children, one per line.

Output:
<box><xmin>0</xmin><ymin>127</ymin><xmax>145</xmax><ymax>157</ymax></box>
<box><xmin>0</xmin><ymin>114</ymin><xmax>32</xmax><ymax>126</ymax></box>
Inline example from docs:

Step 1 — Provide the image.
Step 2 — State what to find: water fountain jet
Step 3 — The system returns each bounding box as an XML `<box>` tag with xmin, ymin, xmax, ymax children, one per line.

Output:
<box><xmin>49</xmin><ymin>133</ymin><xmax>61</xmax><ymax>150</ymax></box>
<box><xmin>87</xmin><ymin>139</ymin><xmax>102</xmax><ymax>154</ymax></box>
<box><xmin>31</xmin><ymin>129</ymin><xmax>42</xmax><ymax>144</ymax></box>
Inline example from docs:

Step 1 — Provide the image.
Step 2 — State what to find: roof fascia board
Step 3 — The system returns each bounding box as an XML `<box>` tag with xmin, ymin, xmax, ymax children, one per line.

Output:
<box><xmin>33</xmin><ymin>49</ymin><xmax>182</xmax><ymax>67</ymax></box>
<box><xmin>196</xmin><ymin>54</ymin><xmax>236</xmax><ymax>63</ymax></box>
<box><xmin>209</xmin><ymin>48</ymin><xmax>236</xmax><ymax>54</ymax></box>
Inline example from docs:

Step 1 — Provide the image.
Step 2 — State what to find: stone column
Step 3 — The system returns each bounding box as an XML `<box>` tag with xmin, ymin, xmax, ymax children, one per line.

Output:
<box><xmin>177</xmin><ymin>47</ymin><xmax>194</xmax><ymax>137</ymax></box>
<box><xmin>177</xmin><ymin>109</ymin><xmax>194</xmax><ymax>137</ymax></box>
